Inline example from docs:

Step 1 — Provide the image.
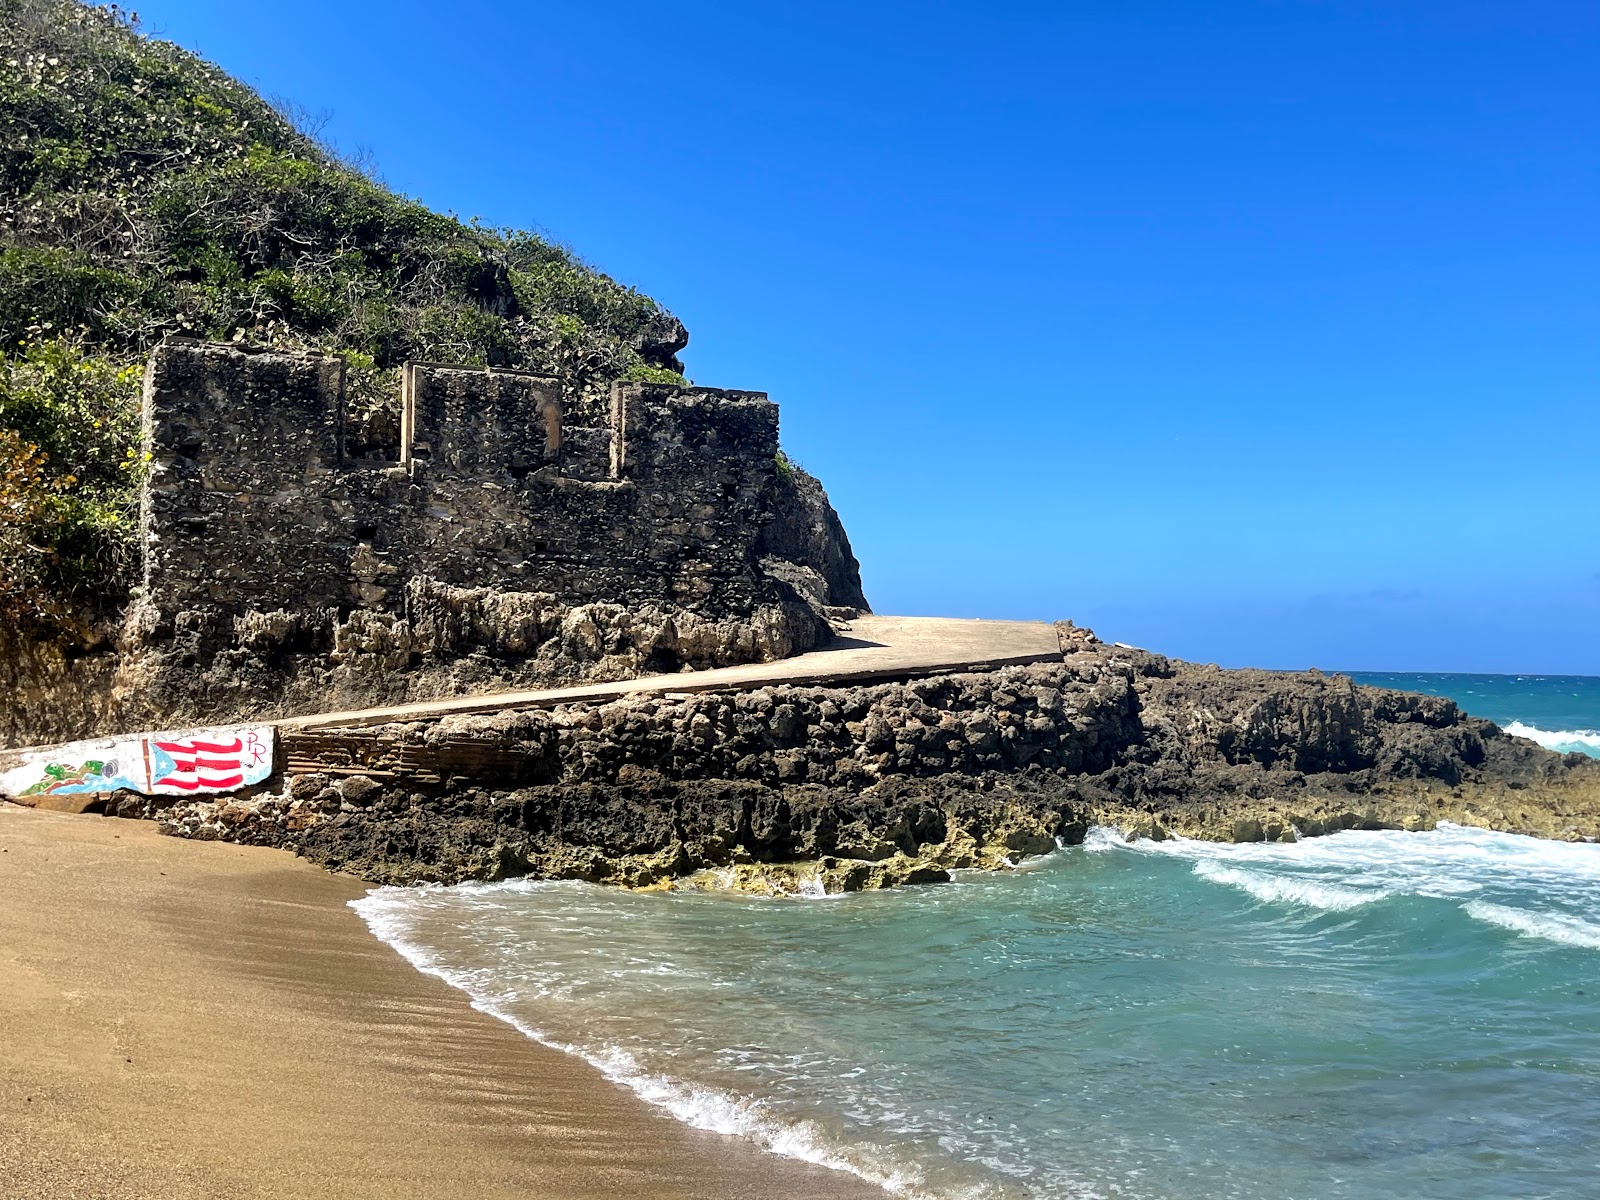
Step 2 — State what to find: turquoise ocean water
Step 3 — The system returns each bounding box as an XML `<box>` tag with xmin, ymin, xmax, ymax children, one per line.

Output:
<box><xmin>355</xmin><ymin>674</ymin><xmax>1600</xmax><ymax>1199</ymax></box>
<box><xmin>1350</xmin><ymin>672</ymin><xmax>1600</xmax><ymax>758</ymax></box>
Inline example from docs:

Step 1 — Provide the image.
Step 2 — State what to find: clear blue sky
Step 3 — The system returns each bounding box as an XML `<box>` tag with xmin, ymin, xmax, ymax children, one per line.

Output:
<box><xmin>136</xmin><ymin>1</ymin><xmax>1597</xmax><ymax>673</ymax></box>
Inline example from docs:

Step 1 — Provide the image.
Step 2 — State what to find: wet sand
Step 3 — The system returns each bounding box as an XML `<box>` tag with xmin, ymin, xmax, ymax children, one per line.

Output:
<box><xmin>0</xmin><ymin>805</ymin><xmax>880</xmax><ymax>1199</ymax></box>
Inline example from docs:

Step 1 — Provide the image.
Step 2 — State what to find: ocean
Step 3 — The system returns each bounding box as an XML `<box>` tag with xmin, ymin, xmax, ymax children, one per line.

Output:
<box><xmin>354</xmin><ymin>673</ymin><xmax>1600</xmax><ymax>1200</ymax></box>
<box><xmin>1349</xmin><ymin>672</ymin><xmax>1600</xmax><ymax>758</ymax></box>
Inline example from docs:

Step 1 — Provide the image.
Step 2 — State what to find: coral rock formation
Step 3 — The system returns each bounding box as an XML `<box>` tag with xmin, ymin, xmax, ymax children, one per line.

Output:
<box><xmin>110</xmin><ymin>638</ymin><xmax>1600</xmax><ymax>892</ymax></box>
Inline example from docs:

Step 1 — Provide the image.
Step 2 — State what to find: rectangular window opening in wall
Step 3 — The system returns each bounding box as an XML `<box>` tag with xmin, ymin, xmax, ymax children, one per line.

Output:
<box><xmin>341</xmin><ymin>363</ymin><xmax>404</xmax><ymax>465</ymax></box>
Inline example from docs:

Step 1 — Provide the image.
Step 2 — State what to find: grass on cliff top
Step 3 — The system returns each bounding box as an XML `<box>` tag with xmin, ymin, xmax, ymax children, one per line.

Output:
<box><xmin>0</xmin><ymin>0</ymin><xmax>688</xmax><ymax>632</ymax></box>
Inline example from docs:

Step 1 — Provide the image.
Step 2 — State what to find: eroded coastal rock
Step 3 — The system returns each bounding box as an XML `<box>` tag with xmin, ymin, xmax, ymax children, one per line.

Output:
<box><xmin>108</xmin><ymin>633</ymin><xmax>1600</xmax><ymax>893</ymax></box>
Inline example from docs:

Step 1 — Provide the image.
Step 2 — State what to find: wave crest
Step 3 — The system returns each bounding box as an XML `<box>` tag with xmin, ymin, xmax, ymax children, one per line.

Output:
<box><xmin>1503</xmin><ymin>721</ymin><xmax>1600</xmax><ymax>756</ymax></box>
<box><xmin>1192</xmin><ymin>861</ymin><xmax>1391</xmax><ymax>911</ymax></box>
<box><xmin>1461</xmin><ymin>900</ymin><xmax>1600</xmax><ymax>950</ymax></box>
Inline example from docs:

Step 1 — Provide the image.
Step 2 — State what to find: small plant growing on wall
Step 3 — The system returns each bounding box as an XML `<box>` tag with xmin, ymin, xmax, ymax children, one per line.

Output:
<box><xmin>623</xmin><ymin>363</ymin><xmax>690</xmax><ymax>387</ymax></box>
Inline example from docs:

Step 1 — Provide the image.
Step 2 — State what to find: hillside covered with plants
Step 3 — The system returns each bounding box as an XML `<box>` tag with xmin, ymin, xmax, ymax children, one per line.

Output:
<box><xmin>0</xmin><ymin>0</ymin><xmax>688</xmax><ymax>631</ymax></box>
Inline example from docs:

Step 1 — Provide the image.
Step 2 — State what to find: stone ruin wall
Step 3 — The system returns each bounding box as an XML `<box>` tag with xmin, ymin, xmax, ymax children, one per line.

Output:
<box><xmin>138</xmin><ymin>340</ymin><xmax>811</xmax><ymax>623</ymax></box>
<box><xmin>3</xmin><ymin>340</ymin><xmax>855</xmax><ymax>745</ymax></box>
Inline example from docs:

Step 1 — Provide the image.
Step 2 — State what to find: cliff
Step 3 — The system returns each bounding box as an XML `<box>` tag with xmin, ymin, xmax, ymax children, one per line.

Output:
<box><xmin>6</xmin><ymin>4</ymin><xmax>1590</xmax><ymax>888</ymax></box>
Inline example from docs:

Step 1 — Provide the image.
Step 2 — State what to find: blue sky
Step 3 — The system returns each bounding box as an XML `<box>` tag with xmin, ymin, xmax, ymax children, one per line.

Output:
<box><xmin>137</xmin><ymin>1</ymin><xmax>1597</xmax><ymax>672</ymax></box>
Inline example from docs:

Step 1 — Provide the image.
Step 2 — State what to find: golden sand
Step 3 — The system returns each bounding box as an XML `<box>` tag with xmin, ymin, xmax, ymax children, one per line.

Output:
<box><xmin>0</xmin><ymin>805</ymin><xmax>878</xmax><ymax>1199</ymax></box>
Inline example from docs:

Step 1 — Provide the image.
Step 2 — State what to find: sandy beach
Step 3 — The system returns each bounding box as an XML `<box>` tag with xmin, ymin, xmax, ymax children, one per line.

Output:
<box><xmin>0</xmin><ymin>804</ymin><xmax>880</xmax><ymax>1200</ymax></box>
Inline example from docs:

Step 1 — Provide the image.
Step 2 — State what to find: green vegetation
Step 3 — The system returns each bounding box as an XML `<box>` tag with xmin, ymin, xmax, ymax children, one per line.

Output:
<box><xmin>0</xmin><ymin>339</ymin><xmax>142</xmax><ymax>626</ymax></box>
<box><xmin>623</xmin><ymin>363</ymin><xmax>691</xmax><ymax>386</ymax></box>
<box><xmin>0</xmin><ymin>0</ymin><xmax>684</xmax><ymax>627</ymax></box>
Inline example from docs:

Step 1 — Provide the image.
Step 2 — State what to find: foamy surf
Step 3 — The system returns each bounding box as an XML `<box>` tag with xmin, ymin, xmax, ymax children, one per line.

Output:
<box><xmin>1191</xmin><ymin>860</ymin><xmax>1391</xmax><ymax>910</ymax></box>
<box><xmin>1096</xmin><ymin>822</ymin><xmax>1600</xmax><ymax>936</ymax></box>
<box><xmin>1461</xmin><ymin>900</ymin><xmax>1600</xmax><ymax>950</ymax></box>
<box><xmin>350</xmin><ymin>815</ymin><xmax>1600</xmax><ymax>1200</ymax></box>
<box><xmin>1504</xmin><ymin>720</ymin><xmax>1600</xmax><ymax>756</ymax></box>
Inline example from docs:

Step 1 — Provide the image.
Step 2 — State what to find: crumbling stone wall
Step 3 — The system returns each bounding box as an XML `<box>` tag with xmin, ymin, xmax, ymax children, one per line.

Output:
<box><xmin>0</xmin><ymin>339</ymin><xmax>867</xmax><ymax>742</ymax></box>
<box><xmin>139</xmin><ymin>340</ymin><xmax>810</xmax><ymax>622</ymax></box>
<box><xmin>277</xmin><ymin>658</ymin><xmax>1140</xmax><ymax>792</ymax></box>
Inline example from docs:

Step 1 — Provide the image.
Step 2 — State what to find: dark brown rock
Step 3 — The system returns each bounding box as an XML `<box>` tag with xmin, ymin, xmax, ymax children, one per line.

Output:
<box><xmin>212</xmin><ymin>645</ymin><xmax>1600</xmax><ymax>888</ymax></box>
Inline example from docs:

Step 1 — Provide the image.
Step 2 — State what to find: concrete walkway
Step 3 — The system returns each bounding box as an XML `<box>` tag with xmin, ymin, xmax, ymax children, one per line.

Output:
<box><xmin>283</xmin><ymin>615</ymin><xmax>1062</xmax><ymax>732</ymax></box>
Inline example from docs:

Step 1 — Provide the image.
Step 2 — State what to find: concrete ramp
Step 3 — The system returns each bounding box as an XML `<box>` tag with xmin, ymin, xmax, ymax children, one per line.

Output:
<box><xmin>283</xmin><ymin>616</ymin><xmax>1063</xmax><ymax>732</ymax></box>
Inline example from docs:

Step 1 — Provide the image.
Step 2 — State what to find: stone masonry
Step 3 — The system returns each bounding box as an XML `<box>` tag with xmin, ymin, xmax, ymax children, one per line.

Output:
<box><xmin>139</xmin><ymin>340</ymin><xmax>802</xmax><ymax>621</ymax></box>
<box><xmin>63</xmin><ymin>339</ymin><xmax>860</xmax><ymax>736</ymax></box>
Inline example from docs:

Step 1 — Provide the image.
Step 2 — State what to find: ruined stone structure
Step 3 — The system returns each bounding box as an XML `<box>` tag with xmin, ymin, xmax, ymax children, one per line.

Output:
<box><xmin>139</xmin><ymin>339</ymin><xmax>823</xmax><ymax>624</ymax></box>
<box><xmin>1</xmin><ymin>340</ymin><xmax>867</xmax><ymax>745</ymax></box>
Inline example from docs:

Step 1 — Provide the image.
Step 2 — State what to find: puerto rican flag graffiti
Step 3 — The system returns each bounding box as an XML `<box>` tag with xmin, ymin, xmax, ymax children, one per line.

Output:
<box><xmin>143</xmin><ymin>727</ymin><xmax>274</xmax><ymax>795</ymax></box>
<box><xmin>0</xmin><ymin>725</ymin><xmax>275</xmax><ymax>801</ymax></box>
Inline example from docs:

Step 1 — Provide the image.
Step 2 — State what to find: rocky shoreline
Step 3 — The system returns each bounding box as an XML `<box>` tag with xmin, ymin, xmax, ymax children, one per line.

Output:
<box><xmin>88</xmin><ymin>626</ymin><xmax>1600</xmax><ymax>893</ymax></box>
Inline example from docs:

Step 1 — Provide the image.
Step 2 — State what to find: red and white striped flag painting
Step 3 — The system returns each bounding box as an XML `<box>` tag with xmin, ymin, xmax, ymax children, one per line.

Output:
<box><xmin>143</xmin><ymin>727</ymin><xmax>274</xmax><ymax>795</ymax></box>
<box><xmin>0</xmin><ymin>725</ymin><xmax>274</xmax><ymax>800</ymax></box>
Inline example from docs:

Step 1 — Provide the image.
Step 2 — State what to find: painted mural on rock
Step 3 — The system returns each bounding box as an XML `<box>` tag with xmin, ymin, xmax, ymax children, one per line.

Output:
<box><xmin>0</xmin><ymin>726</ymin><xmax>275</xmax><ymax>799</ymax></box>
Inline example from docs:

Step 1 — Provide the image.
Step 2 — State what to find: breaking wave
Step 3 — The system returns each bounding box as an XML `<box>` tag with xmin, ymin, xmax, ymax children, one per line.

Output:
<box><xmin>1504</xmin><ymin>720</ymin><xmax>1600</xmax><ymax>757</ymax></box>
<box><xmin>1461</xmin><ymin>900</ymin><xmax>1600</xmax><ymax>950</ymax></box>
<box><xmin>351</xmin><ymin>815</ymin><xmax>1600</xmax><ymax>1200</ymax></box>
<box><xmin>1100</xmin><ymin>822</ymin><xmax>1600</xmax><ymax>942</ymax></box>
<box><xmin>1190</xmin><ymin>860</ymin><xmax>1391</xmax><ymax>911</ymax></box>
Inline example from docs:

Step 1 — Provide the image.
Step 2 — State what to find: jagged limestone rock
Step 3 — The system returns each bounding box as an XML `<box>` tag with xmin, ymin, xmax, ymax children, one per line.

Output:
<box><xmin>110</xmin><ymin>638</ymin><xmax>1600</xmax><ymax>888</ymax></box>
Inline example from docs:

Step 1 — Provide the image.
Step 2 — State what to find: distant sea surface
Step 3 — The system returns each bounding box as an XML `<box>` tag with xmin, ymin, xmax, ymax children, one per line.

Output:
<box><xmin>356</xmin><ymin>672</ymin><xmax>1600</xmax><ymax>1200</ymax></box>
<box><xmin>1351</xmin><ymin>671</ymin><xmax>1600</xmax><ymax>758</ymax></box>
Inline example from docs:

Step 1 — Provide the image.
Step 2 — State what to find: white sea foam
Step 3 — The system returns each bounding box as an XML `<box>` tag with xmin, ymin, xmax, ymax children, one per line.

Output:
<box><xmin>1080</xmin><ymin>827</ymin><xmax>1130</xmax><ymax>853</ymax></box>
<box><xmin>1099</xmin><ymin>822</ymin><xmax>1600</xmax><ymax>942</ymax></box>
<box><xmin>1191</xmin><ymin>861</ymin><xmax>1391</xmax><ymax>911</ymax></box>
<box><xmin>350</xmin><ymin>820</ymin><xmax>1600</xmax><ymax>1200</ymax></box>
<box><xmin>351</xmin><ymin>886</ymin><xmax>1005</xmax><ymax>1200</ymax></box>
<box><xmin>1005</xmin><ymin>851</ymin><xmax>1060</xmax><ymax>873</ymax></box>
<box><xmin>1504</xmin><ymin>721</ymin><xmax>1600</xmax><ymax>756</ymax></box>
<box><xmin>1461</xmin><ymin>900</ymin><xmax>1600</xmax><ymax>950</ymax></box>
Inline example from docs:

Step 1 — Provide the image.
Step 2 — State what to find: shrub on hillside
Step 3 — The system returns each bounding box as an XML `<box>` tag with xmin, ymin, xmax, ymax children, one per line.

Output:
<box><xmin>0</xmin><ymin>0</ymin><xmax>687</xmax><ymax>624</ymax></box>
<box><xmin>0</xmin><ymin>339</ymin><xmax>141</xmax><ymax>625</ymax></box>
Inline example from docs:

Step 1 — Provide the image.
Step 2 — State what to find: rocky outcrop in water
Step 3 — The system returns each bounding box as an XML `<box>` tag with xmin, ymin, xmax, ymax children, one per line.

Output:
<box><xmin>107</xmin><ymin>633</ymin><xmax>1600</xmax><ymax>892</ymax></box>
